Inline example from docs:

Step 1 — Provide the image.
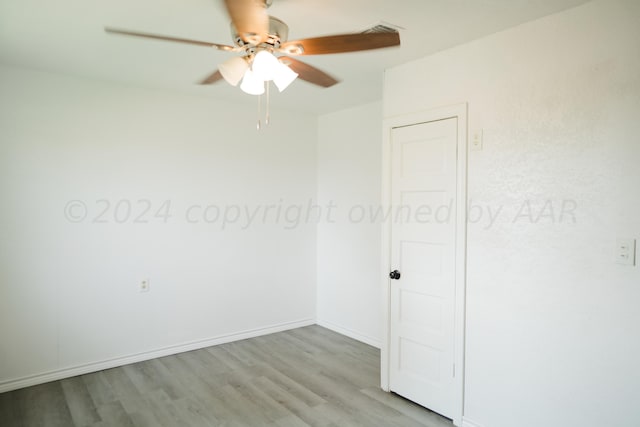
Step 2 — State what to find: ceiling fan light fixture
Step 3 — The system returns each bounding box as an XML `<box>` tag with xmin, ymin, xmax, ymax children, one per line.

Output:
<box><xmin>273</xmin><ymin>63</ymin><xmax>298</xmax><ymax>92</ymax></box>
<box><xmin>240</xmin><ymin>69</ymin><xmax>265</xmax><ymax>95</ymax></box>
<box><xmin>219</xmin><ymin>56</ymin><xmax>249</xmax><ymax>86</ymax></box>
<box><xmin>251</xmin><ymin>50</ymin><xmax>281</xmax><ymax>81</ymax></box>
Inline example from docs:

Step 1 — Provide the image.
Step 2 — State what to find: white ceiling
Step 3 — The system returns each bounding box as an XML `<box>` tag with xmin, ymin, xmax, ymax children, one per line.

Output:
<box><xmin>0</xmin><ymin>0</ymin><xmax>590</xmax><ymax>114</ymax></box>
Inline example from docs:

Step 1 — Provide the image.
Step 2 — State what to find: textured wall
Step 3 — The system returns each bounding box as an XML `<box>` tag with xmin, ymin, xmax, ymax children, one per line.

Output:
<box><xmin>384</xmin><ymin>1</ymin><xmax>640</xmax><ymax>426</ymax></box>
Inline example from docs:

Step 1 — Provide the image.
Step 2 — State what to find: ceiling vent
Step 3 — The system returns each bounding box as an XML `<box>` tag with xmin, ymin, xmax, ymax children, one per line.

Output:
<box><xmin>362</xmin><ymin>22</ymin><xmax>403</xmax><ymax>34</ymax></box>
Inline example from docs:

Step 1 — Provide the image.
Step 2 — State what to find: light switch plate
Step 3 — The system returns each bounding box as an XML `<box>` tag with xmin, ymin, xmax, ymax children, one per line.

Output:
<box><xmin>616</xmin><ymin>238</ymin><xmax>636</xmax><ymax>266</ymax></box>
<box><xmin>471</xmin><ymin>129</ymin><xmax>483</xmax><ymax>151</ymax></box>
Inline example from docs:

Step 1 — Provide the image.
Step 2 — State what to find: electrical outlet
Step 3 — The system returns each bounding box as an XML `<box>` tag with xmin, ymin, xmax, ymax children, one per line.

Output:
<box><xmin>471</xmin><ymin>129</ymin><xmax>483</xmax><ymax>151</ymax></box>
<box><xmin>616</xmin><ymin>239</ymin><xmax>636</xmax><ymax>266</ymax></box>
<box><xmin>140</xmin><ymin>279</ymin><xmax>150</xmax><ymax>292</ymax></box>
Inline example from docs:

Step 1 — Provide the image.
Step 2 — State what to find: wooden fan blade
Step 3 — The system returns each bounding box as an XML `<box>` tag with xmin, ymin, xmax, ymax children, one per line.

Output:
<box><xmin>199</xmin><ymin>70</ymin><xmax>224</xmax><ymax>85</ymax></box>
<box><xmin>280</xmin><ymin>32</ymin><xmax>400</xmax><ymax>56</ymax></box>
<box><xmin>105</xmin><ymin>27</ymin><xmax>235</xmax><ymax>51</ymax></box>
<box><xmin>279</xmin><ymin>57</ymin><xmax>339</xmax><ymax>88</ymax></box>
<box><xmin>223</xmin><ymin>0</ymin><xmax>268</xmax><ymax>45</ymax></box>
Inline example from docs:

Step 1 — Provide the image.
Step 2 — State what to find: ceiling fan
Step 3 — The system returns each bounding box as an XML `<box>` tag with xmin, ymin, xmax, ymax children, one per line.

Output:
<box><xmin>105</xmin><ymin>0</ymin><xmax>401</xmax><ymax>95</ymax></box>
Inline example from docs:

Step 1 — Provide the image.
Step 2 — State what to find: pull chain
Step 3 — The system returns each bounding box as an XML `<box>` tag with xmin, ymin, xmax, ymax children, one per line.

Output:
<box><xmin>265</xmin><ymin>82</ymin><xmax>270</xmax><ymax>126</ymax></box>
<box><xmin>256</xmin><ymin>82</ymin><xmax>272</xmax><ymax>131</ymax></box>
<box><xmin>257</xmin><ymin>92</ymin><xmax>261</xmax><ymax>130</ymax></box>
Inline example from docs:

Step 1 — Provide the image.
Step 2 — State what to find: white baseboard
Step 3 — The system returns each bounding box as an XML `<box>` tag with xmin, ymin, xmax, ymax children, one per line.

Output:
<box><xmin>316</xmin><ymin>319</ymin><xmax>381</xmax><ymax>348</ymax></box>
<box><xmin>0</xmin><ymin>318</ymin><xmax>315</xmax><ymax>393</ymax></box>
<box><xmin>462</xmin><ymin>417</ymin><xmax>485</xmax><ymax>427</ymax></box>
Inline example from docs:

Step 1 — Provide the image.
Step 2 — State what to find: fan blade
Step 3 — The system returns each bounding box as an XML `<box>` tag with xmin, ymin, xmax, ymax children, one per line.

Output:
<box><xmin>223</xmin><ymin>0</ymin><xmax>268</xmax><ymax>45</ymax></box>
<box><xmin>279</xmin><ymin>57</ymin><xmax>339</xmax><ymax>88</ymax></box>
<box><xmin>199</xmin><ymin>70</ymin><xmax>224</xmax><ymax>85</ymax></box>
<box><xmin>280</xmin><ymin>32</ymin><xmax>400</xmax><ymax>56</ymax></box>
<box><xmin>105</xmin><ymin>27</ymin><xmax>235</xmax><ymax>51</ymax></box>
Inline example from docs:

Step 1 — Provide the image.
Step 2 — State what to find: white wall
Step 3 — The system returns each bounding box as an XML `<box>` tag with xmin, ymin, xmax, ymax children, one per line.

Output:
<box><xmin>316</xmin><ymin>102</ymin><xmax>383</xmax><ymax>347</ymax></box>
<box><xmin>384</xmin><ymin>1</ymin><xmax>640</xmax><ymax>426</ymax></box>
<box><xmin>0</xmin><ymin>65</ymin><xmax>318</xmax><ymax>391</ymax></box>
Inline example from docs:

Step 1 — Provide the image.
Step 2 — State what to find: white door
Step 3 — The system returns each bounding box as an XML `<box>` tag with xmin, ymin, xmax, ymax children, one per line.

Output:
<box><xmin>389</xmin><ymin>117</ymin><xmax>459</xmax><ymax>419</ymax></box>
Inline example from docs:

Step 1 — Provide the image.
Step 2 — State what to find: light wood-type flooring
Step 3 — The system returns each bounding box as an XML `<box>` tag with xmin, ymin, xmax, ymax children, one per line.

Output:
<box><xmin>0</xmin><ymin>325</ymin><xmax>453</xmax><ymax>427</ymax></box>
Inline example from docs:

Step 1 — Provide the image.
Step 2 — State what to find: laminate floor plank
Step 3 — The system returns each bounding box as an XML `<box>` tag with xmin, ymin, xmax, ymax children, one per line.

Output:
<box><xmin>221</xmin><ymin>341</ymin><xmax>263</xmax><ymax>367</ymax></box>
<box><xmin>187</xmin><ymin>348</ymin><xmax>232</xmax><ymax>376</ymax></box>
<box><xmin>175</xmin><ymin>352</ymin><xmax>229</xmax><ymax>387</ymax></box>
<box><xmin>14</xmin><ymin>382</ymin><xmax>74</xmax><ymax>426</ymax></box>
<box><xmin>116</xmin><ymin>391</ymin><xmax>165</xmax><ymax>426</ymax></box>
<box><xmin>144</xmin><ymin>358</ymin><xmax>188</xmax><ymax>400</ymax></box>
<box><xmin>268</xmin><ymin>413</ymin><xmax>312</xmax><ymax>427</ymax></box>
<box><xmin>172</xmin><ymin>397</ymin><xmax>218</xmax><ymax>427</ymax></box>
<box><xmin>297</xmin><ymin>327</ymin><xmax>379</xmax><ymax>360</ymax></box>
<box><xmin>0</xmin><ymin>389</ymin><xmax>23</xmax><ymax>427</ymax></box>
<box><xmin>209</xmin><ymin>383</ymin><xmax>272</xmax><ymax>427</ymax></box>
<box><xmin>101</xmin><ymin>367</ymin><xmax>141</xmax><ymax>400</ymax></box>
<box><xmin>252</xmin><ymin>376</ymin><xmax>334</xmax><ymax>427</ymax></box>
<box><xmin>94</xmin><ymin>401</ymin><xmax>135</xmax><ymax>427</ymax></box>
<box><xmin>60</xmin><ymin>375</ymin><xmax>101</xmax><ymax>426</ymax></box>
<box><xmin>258</xmin><ymin>366</ymin><xmax>327</xmax><ymax>408</ymax></box>
<box><xmin>205</xmin><ymin>346</ymin><xmax>248</xmax><ymax>372</ymax></box>
<box><xmin>127</xmin><ymin>409</ymin><xmax>164</xmax><ymax>427</ymax></box>
<box><xmin>82</xmin><ymin>371</ymin><xmax>117</xmax><ymax>407</ymax></box>
<box><xmin>156</xmin><ymin>355</ymin><xmax>226</xmax><ymax>424</ymax></box>
<box><xmin>121</xmin><ymin>362</ymin><xmax>164</xmax><ymax>396</ymax></box>
<box><xmin>249</xmin><ymin>335</ymin><xmax>324</xmax><ymax>377</ymax></box>
<box><xmin>359</xmin><ymin>388</ymin><xmax>453</xmax><ymax>427</ymax></box>
<box><xmin>0</xmin><ymin>325</ymin><xmax>453</xmax><ymax>427</ymax></box>
<box><xmin>143</xmin><ymin>388</ymin><xmax>205</xmax><ymax>427</ymax></box>
<box><xmin>227</xmin><ymin>378</ymin><xmax>291</xmax><ymax>423</ymax></box>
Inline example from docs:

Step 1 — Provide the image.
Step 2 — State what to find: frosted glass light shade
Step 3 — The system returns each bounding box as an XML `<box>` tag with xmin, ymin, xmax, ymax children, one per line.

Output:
<box><xmin>273</xmin><ymin>63</ymin><xmax>298</xmax><ymax>92</ymax></box>
<box><xmin>219</xmin><ymin>57</ymin><xmax>249</xmax><ymax>87</ymax></box>
<box><xmin>240</xmin><ymin>69</ymin><xmax>265</xmax><ymax>95</ymax></box>
<box><xmin>252</xmin><ymin>50</ymin><xmax>281</xmax><ymax>81</ymax></box>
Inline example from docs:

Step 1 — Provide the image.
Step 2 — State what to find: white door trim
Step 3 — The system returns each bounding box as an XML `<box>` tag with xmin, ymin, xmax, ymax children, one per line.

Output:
<box><xmin>381</xmin><ymin>103</ymin><xmax>468</xmax><ymax>426</ymax></box>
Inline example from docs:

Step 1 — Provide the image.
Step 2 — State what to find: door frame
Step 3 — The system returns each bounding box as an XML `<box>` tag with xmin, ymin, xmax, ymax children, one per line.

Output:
<box><xmin>380</xmin><ymin>103</ymin><xmax>468</xmax><ymax>426</ymax></box>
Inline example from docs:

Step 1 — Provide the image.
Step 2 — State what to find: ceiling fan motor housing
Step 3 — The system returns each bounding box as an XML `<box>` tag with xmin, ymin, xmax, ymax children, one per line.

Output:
<box><xmin>232</xmin><ymin>16</ymin><xmax>289</xmax><ymax>49</ymax></box>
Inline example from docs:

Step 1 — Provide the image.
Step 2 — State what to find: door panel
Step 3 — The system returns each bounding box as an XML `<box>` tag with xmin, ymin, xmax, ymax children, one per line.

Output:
<box><xmin>389</xmin><ymin>117</ymin><xmax>458</xmax><ymax>419</ymax></box>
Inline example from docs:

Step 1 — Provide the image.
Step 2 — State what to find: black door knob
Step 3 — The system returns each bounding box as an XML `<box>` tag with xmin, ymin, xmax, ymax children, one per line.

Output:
<box><xmin>389</xmin><ymin>270</ymin><xmax>401</xmax><ymax>280</ymax></box>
